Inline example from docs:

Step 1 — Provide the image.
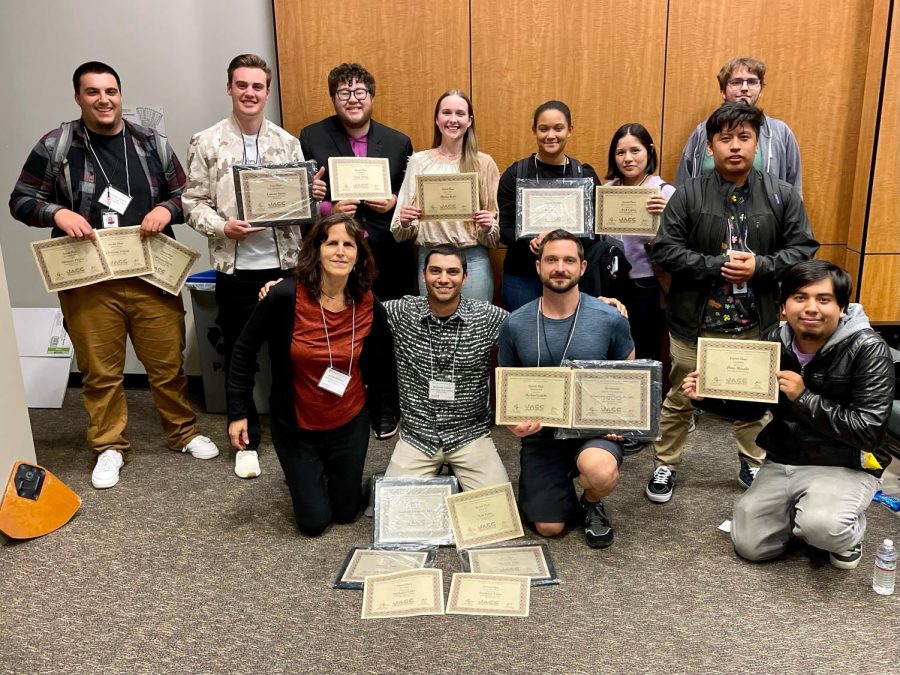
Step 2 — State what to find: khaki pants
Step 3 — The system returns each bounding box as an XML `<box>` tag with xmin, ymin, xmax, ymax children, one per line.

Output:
<box><xmin>59</xmin><ymin>278</ymin><xmax>198</xmax><ymax>454</ymax></box>
<box><xmin>385</xmin><ymin>433</ymin><xmax>509</xmax><ymax>491</ymax></box>
<box><xmin>652</xmin><ymin>328</ymin><xmax>769</xmax><ymax>468</ymax></box>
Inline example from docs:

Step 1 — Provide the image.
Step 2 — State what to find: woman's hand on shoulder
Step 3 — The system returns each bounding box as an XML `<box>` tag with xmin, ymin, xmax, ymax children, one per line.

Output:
<box><xmin>258</xmin><ymin>278</ymin><xmax>283</xmax><ymax>301</ymax></box>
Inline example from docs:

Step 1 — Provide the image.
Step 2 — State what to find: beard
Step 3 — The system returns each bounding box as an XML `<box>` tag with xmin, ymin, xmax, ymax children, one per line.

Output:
<box><xmin>541</xmin><ymin>274</ymin><xmax>580</xmax><ymax>294</ymax></box>
<box><xmin>337</xmin><ymin>107</ymin><xmax>372</xmax><ymax>130</ymax></box>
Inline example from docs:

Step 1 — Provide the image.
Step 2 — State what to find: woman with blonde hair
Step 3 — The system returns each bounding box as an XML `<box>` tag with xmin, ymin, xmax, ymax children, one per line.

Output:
<box><xmin>392</xmin><ymin>89</ymin><xmax>500</xmax><ymax>301</ymax></box>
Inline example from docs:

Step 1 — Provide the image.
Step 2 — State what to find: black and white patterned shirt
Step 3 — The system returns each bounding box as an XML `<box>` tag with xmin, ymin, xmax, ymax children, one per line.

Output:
<box><xmin>383</xmin><ymin>295</ymin><xmax>508</xmax><ymax>456</ymax></box>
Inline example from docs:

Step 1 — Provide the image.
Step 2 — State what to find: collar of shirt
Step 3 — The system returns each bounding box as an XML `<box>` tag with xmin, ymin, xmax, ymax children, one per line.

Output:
<box><xmin>348</xmin><ymin>134</ymin><xmax>368</xmax><ymax>158</ymax></box>
<box><xmin>414</xmin><ymin>295</ymin><xmax>472</xmax><ymax>326</ymax></box>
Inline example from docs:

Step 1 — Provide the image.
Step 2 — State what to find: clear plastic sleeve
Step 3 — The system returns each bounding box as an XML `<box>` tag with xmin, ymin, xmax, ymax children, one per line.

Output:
<box><xmin>232</xmin><ymin>160</ymin><xmax>318</xmax><ymax>227</ymax></box>
<box><xmin>515</xmin><ymin>177</ymin><xmax>595</xmax><ymax>239</ymax></box>
<box><xmin>554</xmin><ymin>359</ymin><xmax>663</xmax><ymax>441</ymax></box>
<box><xmin>332</xmin><ymin>545</ymin><xmax>438</xmax><ymax>590</ymax></box>
<box><xmin>373</xmin><ymin>476</ymin><xmax>459</xmax><ymax>547</ymax></box>
<box><xmin>458</xmin><ymin>540</ymin><xmax>560</xmax><ymax>586</ymax></box>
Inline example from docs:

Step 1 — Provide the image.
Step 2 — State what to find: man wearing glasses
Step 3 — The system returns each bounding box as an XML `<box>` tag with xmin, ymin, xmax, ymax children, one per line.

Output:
<box><xmin>300</xmin><ymin>63</ymin><xmax>415</xmax><ymax>310</ymax></box>
<box><xmin>675</xmin><ymin>57</ymin><xmax>803</xmax><ymax>194</ymax></box>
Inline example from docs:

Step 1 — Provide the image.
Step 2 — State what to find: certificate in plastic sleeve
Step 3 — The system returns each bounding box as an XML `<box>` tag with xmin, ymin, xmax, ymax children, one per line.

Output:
<box><xmin>95</xmin><ymin>226</ymin><xmax>153</xmax><ymax>278</ymax></box>
<box><xmin>446</xmin><ymin>573</ymin><xmax>530</xmax><ymax>617</ymax></box>
<box><xmin>595</xmin><ymin>185</ymin><xmax>660</xmax><ymax>236</ymax></box>
<box><xmin>327</xmin><ymin>156</ymin><xmax>391</xmax><ymax>200</ymax></box>
<box><xmin>373</xmin><ymin>477</ymin><xmax>458</xmax><ymax>546</ymax></box>
<box><xmin>139</xmin><ymin>234</ymin><xmax>200</xmax><ymax>295</ymax></box>
<box><xmin>415</xmin><ymin>172</ymin><xmax>479</xmax><ymax>221</ymax></box>
<box><xmin>361</xmin><ymin>568</ymin><xmax>444</xmax><ymax>619</ymax></box>
<box><xmin>31</xmin><ymin>236</ymin><xmax>113</xmax><ymax>292</ymax></box>
<box><xmin>233</xmin><ymin>161</ymin><xmax>317</xmax><ymax>226</ymax></box>
<box><xmin>333</xmin><ymin>547</ymin><xmax>433</xmax><ymax>590</ymax></box>
<box><xmin>696</xmin><ymin>338</ymin><xmax>780</xmax><ymax>403</ymax></box>
<box><xmin>495</xmin><ymin>367</ymin><xmax>573</xmax><ymax>426</ymax></box>
<box><xmin>445</xmin><ymin>482</ymin><xmax>524</xmax><ymax>549</ymax></box>
<box><xmin>518</xmin><ymin>187</ymin><xmax>587</xmax><ymax>237</ymax></box>
<box><xmin>465</xmin><ymin>544</ymin><xmax>556</xmax><ymax>585</ymax></box>
<box><xmin>572</xmin><ymin>368</ymin><xmax>652</xmax><ymax>431</ymax></box>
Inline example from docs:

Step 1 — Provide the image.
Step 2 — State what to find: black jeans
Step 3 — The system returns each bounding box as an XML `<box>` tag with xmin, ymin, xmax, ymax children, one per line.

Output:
<box><xmin>272</xmin><ymin>409</ymin><xmax>370</xmax><ymax>536</ymax></box>
<box><xmin>215</xmin><ymin>268</ymin><xmax>285</xmax><ymax>452</ymax></box>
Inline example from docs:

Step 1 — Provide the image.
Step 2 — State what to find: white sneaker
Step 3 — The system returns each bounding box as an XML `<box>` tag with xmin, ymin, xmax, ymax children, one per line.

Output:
<box><xmin>235</xmin><ymin>450</ymin><xmax>261</xmax><ymax>479</ymax></box>
<box><xmin>92</xmin><ymin>449</ymin><xmax>124</xmax><ymax>489</ymax></box>
<box><xmin>178</xmin><ymin>435</ymin><xmax>219</xmax><ymax>460</ymax></box>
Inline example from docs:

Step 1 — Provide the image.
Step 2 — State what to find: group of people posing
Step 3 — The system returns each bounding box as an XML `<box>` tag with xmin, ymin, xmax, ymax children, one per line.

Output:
<box><xmin>9</xmin><ymin>54</ymin><xmax>894</xmax><ymax>573</ymax></box>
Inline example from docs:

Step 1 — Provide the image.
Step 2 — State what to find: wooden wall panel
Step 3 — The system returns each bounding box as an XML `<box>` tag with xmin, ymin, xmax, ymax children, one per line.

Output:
<box><xmin>815</xmin><ymin>244</ymin><xmax>847</xmax><ymax>269</ymax></box>
<box><xmin>470</xmin><ymin>0</ymin><xmax>667</xmax><ymax>176</ymax></box>
<box><xmin>845</xmin><ymin>249</ymin><xmax>861</xmax><ymax>302</ymax></box>
<box><xmin>663</xmin><ymin>0</ymin><xmax>874</xmax><ymax>247</ymax></box>
<box><xmin>274</xmin><ymin>0</ymin><xmax>470</xmax><ymax>150</ymax></box>
<box><xmin>858</xmin><ymin>255</ymin><xmax>900</xmax><ymax>321</ymax></box>
<box><xmin>865</xmin><ymin>3</ymin><xmax>900</xmax><ymax>254</ymax></box>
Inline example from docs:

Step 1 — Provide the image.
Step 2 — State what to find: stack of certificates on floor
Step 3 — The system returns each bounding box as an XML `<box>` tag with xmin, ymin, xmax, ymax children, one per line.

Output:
<box><xmin>334</xmin><ymin>478</ymin><xmax>560</xmax><ymax>619</ymax></box>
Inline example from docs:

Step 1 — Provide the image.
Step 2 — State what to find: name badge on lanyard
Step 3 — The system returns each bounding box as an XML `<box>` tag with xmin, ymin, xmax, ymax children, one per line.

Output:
<box><xmin>428</xmin><ymin>379</ymin><xmax>456</xmax><ymax>401</ymax></box>
<box><xmin>97</xmin><ymin>185</ymin><xmax>133</xmax><ymax>215</ymax></box>
<box><xmin>101</xmin><ymin>210</ymin><xmax>120</xmax><ymax>228</ymax></box>
<box><xmin>318</xmin><ymin>366</ymin><xmax>351</xmax><ymax>397</ymax></box>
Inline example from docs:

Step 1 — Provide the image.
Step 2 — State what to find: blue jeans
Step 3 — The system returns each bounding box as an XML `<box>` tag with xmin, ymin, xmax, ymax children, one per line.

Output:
<box><xmin>418</xmin><ymin>245</ymin><xmax>494</xmax><ymax>302</ymax></box>
<box><xmin>502</xmin><ymin>274</ymin><xmax>543</xmax><ymax>311</ymax></box>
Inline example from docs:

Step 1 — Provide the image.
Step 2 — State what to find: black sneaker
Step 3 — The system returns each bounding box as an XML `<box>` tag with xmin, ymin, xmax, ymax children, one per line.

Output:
<box><xmin>374</xmin><ymin>415</ymin><xmax>399</xmax><ymax>441</ymax></box>
<box><xmin>581</xmin><ymin>496</ymin><xmax>614</xmax><ymax>549</ymax></box>
<box><xmin>738</xmin><ymin>460</ymin><xmax>759</xmax><ymax>489</ymax></box>
<box><xmin>646</xmin><ymin>466</ymin><xmax>676</xmax><ymax>503</ymax></box>
<box><xmin>830</xmin><ymin>544</ymin><xmax>862</xmax><ymax>570</ymax></box>
<box><xmin>621</xmin><ymin>438</ymin><xmax>647</xmax><ymax>455</ymax></box>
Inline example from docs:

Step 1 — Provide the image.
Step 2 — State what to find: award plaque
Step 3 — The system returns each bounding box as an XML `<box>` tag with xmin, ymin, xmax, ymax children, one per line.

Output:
<box><xmin>465</xmin><ymin>544</ymin><xmax>558</xmax><ymax>585</ymax></box>
<box><xmin>373</xmin><ymin>477</ymin><xmax>458</xmax><ymax>546</ymax></box>
<box><xmin>595</xmin><ymin>185</ymin><xmax>660</xmax><ymax>236</ymax></box>
<box><xmin>415</xmin><ymin>172</ymin><xmax>479</xmax><ymax>221</ymax></box>
<box><xmin>696</xmin><ymin>338</ymin><xmax>780</xmax><ymax>403</ymax></box>
<box><xmin>334</xmin><ymin>547</ymin><xmax>433</xmax><ymax>590</ymax></box>
<box><xmin>571</xmin><ymin>368</ymin><xmax>653</xmax><ymax>431</ymax></box>
<box><xmin>233</xmin><ymin>161</ymin><xmax>316</xmax><ymax>226</ymax></box>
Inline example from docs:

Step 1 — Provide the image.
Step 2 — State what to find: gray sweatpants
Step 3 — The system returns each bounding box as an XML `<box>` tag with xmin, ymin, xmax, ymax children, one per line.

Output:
<box><xmin>731</xmin><ymin>461</ymin><xmax>878</xmax><ymax>559</ymax></box>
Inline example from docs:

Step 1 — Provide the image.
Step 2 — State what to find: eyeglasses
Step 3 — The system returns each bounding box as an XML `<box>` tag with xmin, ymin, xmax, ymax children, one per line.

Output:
<box><xmin>336</xmin><ymin>88</ymin><xmax>370</xmax><ymax>102</ymax></box>
<box><xmin>727</xmin><ymin>78</ymin><xmax>762</xmax><ymax>88</ymax></box>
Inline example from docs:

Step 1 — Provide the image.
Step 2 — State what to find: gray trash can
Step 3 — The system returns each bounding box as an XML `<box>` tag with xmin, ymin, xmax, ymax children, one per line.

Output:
<box><xmin>186</xmin><ymin>270</ymin><xmax>271</xmax><ymax>414</ymax></box>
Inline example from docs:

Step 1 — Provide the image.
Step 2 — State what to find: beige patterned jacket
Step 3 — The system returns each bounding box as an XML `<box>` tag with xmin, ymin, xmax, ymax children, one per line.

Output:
<box><xmin>183</xmin><ymin>115</ymin><xmax>305</xmax><ymax>273</ymax></box>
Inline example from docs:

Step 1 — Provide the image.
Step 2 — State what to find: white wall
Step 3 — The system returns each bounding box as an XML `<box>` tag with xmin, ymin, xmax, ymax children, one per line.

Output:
<box><xmin>0</xmin><ymin>0</ymin><xmax>282</xmax><ymax>375</ymax></box>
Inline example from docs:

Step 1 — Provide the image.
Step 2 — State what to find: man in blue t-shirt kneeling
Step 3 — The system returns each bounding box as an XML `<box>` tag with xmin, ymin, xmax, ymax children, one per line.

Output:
<box><xmin>498</xmin><ymin>229</ymin><xmax>635</xmax><ymax>548</ymax></box>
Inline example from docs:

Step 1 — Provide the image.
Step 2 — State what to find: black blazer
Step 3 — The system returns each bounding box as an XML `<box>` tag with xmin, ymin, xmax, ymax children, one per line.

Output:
<box><xmin>299</xmin><ymin>115</ymin><xmax>413</xmax><ymax>245</ymax></box>
<box><xmin>226</xmin><ymin>278</ymin><xmax>399</xmax><ymax>438</ymax></box>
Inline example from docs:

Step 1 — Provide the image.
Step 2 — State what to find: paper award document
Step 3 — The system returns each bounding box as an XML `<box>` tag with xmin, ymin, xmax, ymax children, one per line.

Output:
<box><xmin>467</xmin><ymin>545</ymin><xmax>552</xmax><ymax>582</ymax></box>
<box><xmin>495</xmin><ymin>367</ymin><xmax>573</xmax><ymax>426</ymax></box>
<box><xmin>571</xmin><ymin>368</ymin><xmax>652</xmax><ymax>431</ymax></box>
<box><xmin>595</xmin><ymin>185</ymin><xmax>660</xmax><ymax>236</ymax></box>
<box><xmin>361</xmin><ymin>568</ymin><xmax>444</xmax><ymax>619</ymax></box>
<box><xmin>328</xmin><ymin>156</ymin><xmax>391</xmax><ymax>200</ymax></box>
<box><xmin>518</xmin><ymin>187</ymin><xmax>587</xmax><ymax>237</ymax></box>
<box><xmin>415</xmin><ymin>172</ymin><xmax>479</xmax><ymax>221</ymax></box>
<box><xmin>374</xmin><ymin>479</ymin><xmax>456</xmax><ymax>546</ymax></box>
<box><xmin>445</xmin><ymin>482</ymin><xmax>524</xmax><ymax>549</ymax></box>
<box><xmin>139</xmin><ymin>234</ymin><xmax>200</xmax><ymax>295</ymax></box>
<box><xmin>31</xmin><ymin>237</ymin><xmax>113</xmax><ymax>292</ymax></box>
<box><xmin>338</xmin><ymin>549</ymin><xmax>430</xmax><ymax>588</ymax></box>
<box><xmin>95</xmin><ymin>226</ymin><xmax>153</xmax><ymax>279</ymax></box>
<box><xmin>446</xmin><ymin>573</ymin><xmax>530</xmax><ymax>617</ymax></box>
<box><xmin>696</xmin><ymin>338</ymin><xmax>780</xmax><ymax>403</ymax></box>
<box><xmin>233</xmin><ymin>161</ymin><xmax>316</xmax><ymax>226</ymax></box>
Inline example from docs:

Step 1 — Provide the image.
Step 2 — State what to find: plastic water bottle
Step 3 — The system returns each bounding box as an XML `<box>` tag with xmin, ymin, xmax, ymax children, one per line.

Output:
<box><xmin>872</xmin><ymin>539</ymin><xmax>896</xmax><ymax>595</ymax></box>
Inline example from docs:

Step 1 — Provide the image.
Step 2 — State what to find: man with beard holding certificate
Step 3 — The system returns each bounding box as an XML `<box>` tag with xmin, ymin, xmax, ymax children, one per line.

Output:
<box><xmin>498</xmin><ymin>230</ymin><xmax>634</xmax><ymax>548</ymax></box>
<box><xmin>9</xmin><ymin>61</ymin><xmax>218</xmax><ymax>489</ymax></box>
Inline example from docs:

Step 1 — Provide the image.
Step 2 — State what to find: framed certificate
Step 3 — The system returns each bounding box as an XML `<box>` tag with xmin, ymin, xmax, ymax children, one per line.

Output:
<box><xmin>327</xmin><ymin>156</ymin><xmax>391</xmax><ymax>200</ymax></box>
<box><xmin>95</xmin><ymin>226</ymin><xmax>153</xmax><ymax>279</ymax></box>
<box><xmin>446</xmin><ymin>573</ymin><xmax>530</xmax><ymax>617</ymax></box>
<box><xmin>595</xmin><ymin>185</ymin><xmax>660</xmax><ymax>236</ymax></box>
<box><xmin>571</xmin><ymin>368</ymin><xmax>653</xmax><ymax>431</ymax></box>
<box><xmin>696</xmin><ymin>338</ymin><xmax>780</xmax><ymax>403</ymax></box>
<box><xmin>31</xmin><ymin>236</ymin><xmax>113</xmax><ymax>292</ymax></box>
<box><xmin>495</xmin><ymin>367</ymin><xmax>573</xmax><ymax>427</ymax></box>
<box><xmin>139</xmin><ymin>234</ymin><xmax>200</xmax><ymax>295</ymax></box>
<box><xmin>518</xmin><ymin>188</ymin><xmax>587</xmax><ymax>237</ymax></box>
<box><xmin>233</xmin><ymin>161</ymin><xmax>317</xmax><ymax>226</ymax></box>
<box><xmin>445</xmin><ymin>482</ymin><xmax>524</xmax><ymax>549</ymax></box>
<box><xmin>464</xmin><ymin>544</ymin><xmax>559</xmax><ymax>586</ymax></box>
<box><xmin>373</xmin><ymin>477</ymin><xmax>458</xmax><ymax>546</ymax></box>
<box><xmin>333</xmin><ymin>547</ymin><xmax>434</xmax><ymax>590</ymax></box>
<box><xmin>361</xmin><ymin>568</ymin><xmax>444</xmax><ymax>619</ymax></box>
<box><xmin>415</xmin><ymin>172</ymin><xmax>479</xmax><ymax>221</ymax></box>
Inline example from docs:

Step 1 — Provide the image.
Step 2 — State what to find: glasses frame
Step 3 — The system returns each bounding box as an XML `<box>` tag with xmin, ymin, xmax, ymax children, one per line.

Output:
<box><xmin>726</xmin><ymin>78</ymin><xmax>763</xmax><ymax>89</ymax></box>
<box><xmin>335</xmin><ymin>88</ymin><xmax>370</xmax><ymax>102</ymax></box>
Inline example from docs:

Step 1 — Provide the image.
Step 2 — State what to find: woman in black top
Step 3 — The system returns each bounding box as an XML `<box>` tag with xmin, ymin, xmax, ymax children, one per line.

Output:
<box><xmin>497</xmin><ymin>100</ymin><xmax>601</xmax><ymax>311</ymax></box>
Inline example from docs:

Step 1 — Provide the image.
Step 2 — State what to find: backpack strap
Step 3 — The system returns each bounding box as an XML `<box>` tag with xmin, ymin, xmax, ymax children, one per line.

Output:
<box><xmin>152</xmin><ymin>128</ymin><xmax>170</xmax><ymax>171</ymax></box>
<box><xmin>50</xmin><ymin>121</ymin><xmax>75</xmax><ymax>206</ymax></box>
<box><xmin>515</xmin><ymin>157</ymin><xmax>531</xmax><ymax>181</ymax></box>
